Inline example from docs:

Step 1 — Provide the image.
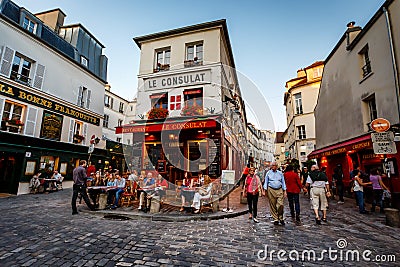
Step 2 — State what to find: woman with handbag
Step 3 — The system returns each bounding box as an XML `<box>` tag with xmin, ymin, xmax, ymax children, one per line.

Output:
<box><xmin>243</xmin><ymin>167</ymin><xmax>263</xmax><ymax>223</ymax></box>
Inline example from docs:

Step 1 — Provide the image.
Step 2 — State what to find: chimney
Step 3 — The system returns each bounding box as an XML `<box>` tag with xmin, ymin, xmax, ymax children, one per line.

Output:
<box><xmin>35</xmin><ymin>9</ymin><xmax>66</xmax><ymax>33</ymax></box>
<box><xmin>346</xmin><ymin>21</ymin><xmax>362</xmax><ymax>50</ymax></box>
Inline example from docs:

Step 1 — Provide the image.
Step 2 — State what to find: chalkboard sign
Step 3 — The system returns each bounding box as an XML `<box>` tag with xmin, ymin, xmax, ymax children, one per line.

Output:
<box><xmin>157</xmin><ymin>160</ymin><xmax>167</xmax><ymax>173</ymax></box>
<box><xmin>208</xmin><ymin>139</ymin><xmax>221</xmax><ymax>177</ymax></box>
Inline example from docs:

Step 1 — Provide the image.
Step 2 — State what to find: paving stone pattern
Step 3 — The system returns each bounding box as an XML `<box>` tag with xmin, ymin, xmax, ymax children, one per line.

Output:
<box><xmin>0</xmin><ymin>189</ymin><xmax>399</xmax><ymax>266</ymax></box>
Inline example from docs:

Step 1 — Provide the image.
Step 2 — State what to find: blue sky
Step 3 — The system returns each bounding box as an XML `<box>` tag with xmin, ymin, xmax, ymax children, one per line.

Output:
<box><xmin>15</xmin><ymin>0</ymin><xmax>385</xmax><ymax>131</ymax></box>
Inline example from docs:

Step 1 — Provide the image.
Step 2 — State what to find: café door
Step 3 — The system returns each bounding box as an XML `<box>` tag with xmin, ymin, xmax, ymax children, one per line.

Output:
<box><xmin>0</xmin><ymin>152</ymin><xmax>22</xmax><ymax>194</ymax></box>
<box><xmin>187</xmin><ymin>140</ymin><xmax>208</xmax><ymax>175</ymax></box>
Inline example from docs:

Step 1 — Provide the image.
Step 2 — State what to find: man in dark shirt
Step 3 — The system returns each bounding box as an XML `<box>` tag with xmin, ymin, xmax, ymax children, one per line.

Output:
<box><xmin>71</xmin><ymin>160</ymin><xmax>95</xmax><ymax>215</ymax></box>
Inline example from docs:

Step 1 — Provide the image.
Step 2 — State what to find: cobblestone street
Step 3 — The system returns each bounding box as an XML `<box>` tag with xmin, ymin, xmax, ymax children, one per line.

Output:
<box><xmin>0</xmin><ymin>189</ymin><xmax>399</xmax><ymax>267</ymax></box>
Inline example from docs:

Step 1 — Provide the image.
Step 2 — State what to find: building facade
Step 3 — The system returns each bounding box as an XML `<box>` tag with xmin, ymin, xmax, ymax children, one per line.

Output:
<box><xmin>0</xmin><ymin>0</ymin><xmax>107</xmax><ymax>194</ymax></box>
<box><xmin>274</xmin><ymin>131</ymin><xmax>286</xmax><ymax>166</ymax></box>
<box><xmin>283</xmin><ymin>61</ymin><xmax>323</xmax><ymax>166</ymax></box>
<box><xmin>246</xmin><ymin>124</ymin><xmax>274</xmax><ymax>167</ymax></box>
<box><xmin>116</xmin><ymin>20</ymin><xmax>247</xmax><ymax>187</ymax></box>
<box><xmin>311</xmin><ymin>0</ymin><xmax>400</xmax><ymax>208</ymax></box>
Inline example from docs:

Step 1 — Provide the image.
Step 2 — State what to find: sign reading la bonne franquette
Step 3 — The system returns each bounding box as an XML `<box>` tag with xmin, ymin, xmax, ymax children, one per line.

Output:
<box><xmin>144</xmin><ymin>70</ymin><xmax>211</xmax><ymax>91</ymax></box>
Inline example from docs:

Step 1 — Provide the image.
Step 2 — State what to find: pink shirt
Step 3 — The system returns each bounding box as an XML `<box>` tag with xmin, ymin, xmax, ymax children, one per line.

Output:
<box><xmin>369</xmin><ymin>175</ymin><xmax>382</xmax><ymax>190</ymax></box>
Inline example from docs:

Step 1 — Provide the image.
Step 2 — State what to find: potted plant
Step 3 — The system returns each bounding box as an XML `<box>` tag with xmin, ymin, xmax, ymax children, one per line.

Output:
<box><xmin>73</xmin><ymin>134</ymin><xmax>85</xmax><ymax>143</ymax></box>
<box><xmin>181</xmin><ymin>105</ymin><xmax>203</xmax><ymax>116</ymax></box>
<box><xmin>147</xmin><ymin>108</ymin><xmax>169</xmax><ymax>120</ymax></box>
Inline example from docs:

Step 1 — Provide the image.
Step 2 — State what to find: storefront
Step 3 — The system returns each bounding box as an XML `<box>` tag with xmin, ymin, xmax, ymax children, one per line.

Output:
<box><xmin>309</xmin><ymin>133</ymin><xmax>400</xmax><ymax>208</ymax></box>
<box><xmin>116</xmin><ymin>115</ymin><xmax>243</xmax><ymax>184</ymax></box>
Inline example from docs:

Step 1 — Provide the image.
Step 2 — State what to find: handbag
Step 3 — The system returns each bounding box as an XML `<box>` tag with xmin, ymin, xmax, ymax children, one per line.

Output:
<box><xmin>240</xmin><ymin>191</ymin><xmax>248</xmax><ymax>204</ymax></box>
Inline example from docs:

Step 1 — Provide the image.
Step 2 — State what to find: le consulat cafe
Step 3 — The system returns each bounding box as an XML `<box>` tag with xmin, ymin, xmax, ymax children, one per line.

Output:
<box><xmin>0</xmin><ymin>79</ymin><xmax>107</xmax><ymax>194</ymax></box>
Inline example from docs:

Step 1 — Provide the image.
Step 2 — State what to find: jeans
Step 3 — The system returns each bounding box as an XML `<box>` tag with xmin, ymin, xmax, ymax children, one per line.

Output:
<box><xmin>287</xmin><ymin>193</ymin><xmax>300</xmax><ymax>216</ymax></box>
<box><xmin>371</xmin><ymin>189</ymin><xmax>384</xmax><ymax>212</ymax></box>
<box><xmin>247</xmin><ymin>193</ymin><xmax>259</xmax><ymax>218</ymax></box>
<box><xmin>114</xmin><ymin>188</ymin><xmax>124</xmax><ymax>206</ymax></box>
<box><xmin>355</xmin><ymin>191</ymin><xmax>366</xmax><ymax>213</ymax></box>
<box><xmin>336</xmin><ymin>182</ymin><xmax>344</xmax><ymax>202</ymax></box>
<box><xmin>71</xmin><ymin>184</ymin><xmax>94</xmax><ymax>213</ymax></box>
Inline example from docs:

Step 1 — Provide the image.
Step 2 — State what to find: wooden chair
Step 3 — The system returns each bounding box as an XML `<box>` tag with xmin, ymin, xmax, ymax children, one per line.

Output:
<box><xmin>200</xmin><ymin>183</ymin><xmax>217</xmax><ymax>213</ymax></box>
<box><xmin>120</xmin><ymin>180</ymin><xmax>136</xmax><ymax>207</ymax></box>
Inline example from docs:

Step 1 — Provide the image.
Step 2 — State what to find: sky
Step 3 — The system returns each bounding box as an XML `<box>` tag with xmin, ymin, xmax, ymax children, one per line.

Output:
<box><xmin>14</xmin><ymin>0</ymin><xmax>386</xmax><ymax>132</ymax></box>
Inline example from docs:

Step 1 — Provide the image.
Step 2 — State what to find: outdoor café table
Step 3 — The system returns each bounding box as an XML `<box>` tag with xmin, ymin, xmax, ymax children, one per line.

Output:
<box><xmin>42</xmin><ymin>178</ymin><xmax>58</xmax><ymax>191</ymax></box>
<box><xmin>87</xmin><ymin>186</ymin><xmax>117</xmax><ymax>207</ymax></box>
<box><xmin>181</xmin><ymin>187</ymin><xmax>198</xmax><ymax>202</ymax></box>
<box><xmin>137</xmin><ymin>186</ymin><xmax>155</xmax><ymax>209</ymax></box>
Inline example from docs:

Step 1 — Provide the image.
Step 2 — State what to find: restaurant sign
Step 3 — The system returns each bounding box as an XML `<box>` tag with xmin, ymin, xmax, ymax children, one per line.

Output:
<box><xmin>309</xmin><ymin>140</ymin><xmax>372</xmax><ymax>159</ymax></box>
<box><xmin>144</xmin><ymin>70</ymin><xmax>211</xmax><ymax>90</ymax></box>
<box><xmin>0</xmin><ymin>81</ymin><xmax>100</xmax><ymax>125</ymax></box>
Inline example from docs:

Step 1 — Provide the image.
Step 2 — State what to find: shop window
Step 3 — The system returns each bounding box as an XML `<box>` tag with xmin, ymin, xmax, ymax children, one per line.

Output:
<box><xmin>297</xmin><ymin>125</ymin><xmax>306</xmax><ymax>140</ymax></box>
<box><xmin>184</xmin><ymin>89</ymin><xmax>203</xmax><ymax>108</ymax></box>
<box><xmin>0</xmin><ymin>101</ymin><xmax>25</xmax><ymax>133</ymax></box>
<box><xmin>359</xmin><ymin>45</ymin><xmax>372</xmax><ymax>78</ymax></box>
<box><xmin>150</xmin><ymin>93</ymin><xmax>168</xmax><ymax>109</ymax></box>
<box><xmin>170</xmin><ymin>95</ymin><xmax>181</xmax><ymax>110</ymax></box>
<box><xmin>11</xmin><ymin>54</ymin><xmax>32</xmax><ymax>86</ymax></box>
<box><xmin>154</xmin><ymin>48</ymin><xmax>170</xmax><ymax>72</ymax></box>
<box><xmin>294</xmin><ymin>93</ymin><xmax>303</xmax><ymax>114</ymax></box>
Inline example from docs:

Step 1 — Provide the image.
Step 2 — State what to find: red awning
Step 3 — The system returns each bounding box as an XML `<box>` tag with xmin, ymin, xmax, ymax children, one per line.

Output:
<box><xmin>308</xmin><ymin>134</ymin><xmax>372</xmax><ymax>159</ymax></box>
<box><xmin>115</xmin><ymin>116</ymin><xmax>221</xmax><ymax>134</ymax></box>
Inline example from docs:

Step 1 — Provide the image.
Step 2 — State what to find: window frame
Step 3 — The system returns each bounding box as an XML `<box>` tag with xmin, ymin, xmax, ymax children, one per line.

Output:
<box><xmin>297</xmin><ymin>125</ymin><xmax>306</xmax><ymax>140</ymax></box>
<box><xmin>359</xmin><ymin>45</ymin><xmax>372</xmax><ymax>78</ymax></box>
<box><xmin>80</xmin><ymin>56</ymin><xmax>88</xmax><ymax>67</ymax></box>
<box><xmin>22</xmin><ymin>17</ymin><xmax>36</xmax><ymax>33</ymax></box>
<box><xmin>294</xmin><ymin>93</ymin><xmax>303</xmax><ymax>115</ymax></box>
<box><xmin>186</xmin><ymin>42</ymin><xmax>203</xmax><ymax>61</ymax></box>
<box><xmin>154</xmin><ymin>48</ymin><xmax>171</xmax><ymax>72</ymax></box>
<box><xmin>103</xmin><ymin>114</ymin><xmax>109</xmax><ymax>128</ymax></box>
<box><xmin>150</xmin><ymin>93</ymin><xmax>168</xmax><ymax>109</ymax></box>
<box><xmin>119</xmin><ymin>102</ymin><xmax>124</xmax><ymax>113</ymax></box>
<box><xmin>11</xmin><ymin>54</ymin><xmax>33</xmax><ymax>86</ymax></box>
<box><xmin>183</xmin><ymin>89</ymin><xmax>203</xmax><ymax>109</ymax></box>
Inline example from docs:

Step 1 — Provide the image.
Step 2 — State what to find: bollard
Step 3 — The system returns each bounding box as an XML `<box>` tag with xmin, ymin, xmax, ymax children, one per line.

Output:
<box><xmin>98</xmin><ymin>193</ymin><xmax>107</xmax><ymax>210</ymax></box>
<box><xmin>212</xmin><ymin>195</ymin><xmax>219</xmax><ymax>212</ymax></box>
<box><xmin>150</xmin><ymin>195</ymin><xmax>161</xmax><ymax>213</ymax></box>
<box><xmin>385</xmin><ymin>208</ymin><xmax>400</xmax><ymax>227</ymax></box>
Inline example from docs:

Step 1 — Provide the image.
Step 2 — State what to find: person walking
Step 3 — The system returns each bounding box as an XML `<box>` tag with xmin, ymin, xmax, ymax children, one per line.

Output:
<box><xmin>301</xmin><ymin>167</ymin><xmax>310</xmax><ymax>196</ymax></box>
<box><xmin>243</xmin><ymin>167</ymin><xmax>263</xmax><ymax>223</ymax></box>
<box><xmin>333</xmin><ymin>165</ymin><xmax>345</xmax><ymax>204</ymax></box>
<box><xmin>283</xmin><ymin>165</ymin><xmax>302</xmax><ymax>224</ymax></box>
<box><xmin>369</xmin><ymin>168</ymin><xmax>390</xmax><ymax>213</ymax></box>
<box><xmin>305</xmin><ymin>165</ymin><xmax>330</xmax><ymax>224</ymax></box>
<box><xmin>353</xmin><ymin>170</ymin><xmax>372</xmax><ymax>214</ymax></box>
<box><xmin>71</xmin><ymin>160</ymin><xmax>95</xmax><ymax>215</ymax></box>
<box><xmin>264</xmin><ymin>162</ymin><xmax>287</xmax><ymax>225</ymax></box>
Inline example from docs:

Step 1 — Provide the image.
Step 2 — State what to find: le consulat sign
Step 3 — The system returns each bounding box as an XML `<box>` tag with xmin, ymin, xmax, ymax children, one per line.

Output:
<box><xmin>144</xmin><ymin>70</ymin><xmax>211</xmax><ymax>91</ymax></box>
<box><xmin>0</xmin><ymin>81</ymin><xmax>100</xmax><ymax>125</ymax></box>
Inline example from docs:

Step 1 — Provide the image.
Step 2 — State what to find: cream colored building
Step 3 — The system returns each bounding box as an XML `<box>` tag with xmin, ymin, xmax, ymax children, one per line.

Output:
<box><xmin>274</xmin><ymin>131</ymin><xmax>286</xmax><ymax>166</ymax></box>
<box><xmin>283</xmin><ymin>61</ymin><xmax>323</xmax><ymax>165</ymax></box>
<box><xmin>311</xmin><ymin>0</ymin><xmax>400</xmax><ymax>202</ymax></box>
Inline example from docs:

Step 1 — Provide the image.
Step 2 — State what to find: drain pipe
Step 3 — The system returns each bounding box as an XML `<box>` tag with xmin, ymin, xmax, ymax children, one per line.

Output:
<box><xmin>383</xmin><ymin>6</ymin><xmax>400</xmax><ymax>122</ymax></box>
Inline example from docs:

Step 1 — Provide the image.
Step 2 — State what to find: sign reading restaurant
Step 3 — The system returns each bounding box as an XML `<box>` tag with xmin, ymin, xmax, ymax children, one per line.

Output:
<box><xmin>0</xmin><ymin>81</ymin><xmax>100</xmax><ymax>125</ymax></box>
<box><xmin>144</xmin><ymin>70</ymin><xmax>211</xmax><ymax>90</ymax></box>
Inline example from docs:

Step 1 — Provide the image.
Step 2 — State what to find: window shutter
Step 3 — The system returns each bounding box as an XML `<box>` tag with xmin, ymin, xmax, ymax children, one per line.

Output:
<box><xmin>77</xmin><ymin>86</ymin><xmax>83</xmax><ymax>107</ymax></box>
<box><xmin>24</xmin><ymin>106</ymin><xmax>38</xmax><ymax>136</ymax></box>
<box><xmin>0</xmin><ymin>46</ymin><xmax>15</xmax><ymax>77</ymax></box>
<box><xmin>82</xmin><ymin>123</ymin><xmax>88</xmax><ymax>145</ymax></box>
<box><xmin>33</xmin><ymin>64</ymin><xmax>45</xmax><ymax>90</ymax></box>
<box><xmin>86</xmin><ymin>89</ymin><xmax>91</xmax><ymax>109</ymax></box>
<box><xmin>110</xmin><ymin>98</ymin><xmax>114</xmax><ymax>109</ymax></box>
<box><xmin>68</xmin><ymin>119</ymin><xmax>75</xmax><ymax>143</ymax></box>
<box><xmin>0</xmin><ymin>97</ymin><xmax>4</xmax><ymax>121</ymax></box>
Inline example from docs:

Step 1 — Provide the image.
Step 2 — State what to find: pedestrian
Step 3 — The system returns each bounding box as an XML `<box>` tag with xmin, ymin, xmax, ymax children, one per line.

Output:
<box><xmin>369</xmin><ymin>168</ymin><xmax>390</xmax><ymax>213</ymax></box>
<box><xmin>333</xmin><ymin>164</ymin><xmax>344</xmax><ymax>204</ymax></box>
<box><xmin>264</xmin><ymin>162</ymin><xmax>287</xmax><ymax>225</ymax></box>
<box><xmin>305</xmin><ymin>165</ymin><xmax>330</xmax><ymax>224</ymax></box>
<box><xmin>243</xmin><ymin>167</ymin><xmax>263</xmax><ymax>223</ymax></box>
<box><xmin>301</xmin><ymin>167</ymin><xmax>310</xmax><ymax>196</ymax></box>
<box><xmin>240</xmin><ymin>164</ymin><xmax>250</xmax><ymax>187</ymax></box>
<box><xmin>283</xmin><ymin>165</ymin><xmax>302</xmax><ymax>223</ymax></box>
<box><xmin>71</xmin><ymin>160</ymin><xmax>95</xmax><ymax>215</ymax></box>
<box><xmin>86</xmin><ymin>161</ymin><xmax>96</xmax><ymax>177</ymax></box>
<box><xmin>353</xmin><ymin>170</ymin><xmax>372</xmax><ymax>214</ymax></box>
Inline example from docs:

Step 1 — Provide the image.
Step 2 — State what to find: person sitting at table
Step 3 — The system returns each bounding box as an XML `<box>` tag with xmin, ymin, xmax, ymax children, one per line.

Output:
<box><xmin>138</xmin><ymin>172</ymin><xmax>155</xmax><ymax>212</ymax></box>
<box><xmin>111</xmin><ymin>174</ymin><xmax>126</xmax><ymax>209</ymax></box>
<box><xmin>179</xmin><ymin>172</ymin><xmax>195</xmax><ymax>212</ymax></box>
<box><xmin>49</xmin><ymin>170</ymin><xmax>62</xmax><ymax>191</ymax></box>
<box><xmin>106</xmin><ymin>174</ymin><xmax>116</xmax><ymax>206</ymax></box>
<box><xmin>29</xmin><ymin>173</ymin><xmax>41</xmax><ymax>193</ymax></box>
<box><xmin>192</xmin><ymin>183</ymin><xmax>213</xmax><ymax>213</ymax></box>
<box><xmin>147</xmin><ymin>174</ymin><xmax>169</xmax><ymax>201</ymax></box>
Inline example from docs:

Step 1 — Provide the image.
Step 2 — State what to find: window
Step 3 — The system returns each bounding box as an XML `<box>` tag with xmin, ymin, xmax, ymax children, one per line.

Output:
<box><xmin>103</xmin><ymin>114</ymin><xmax>109</xmax><ymax>127</ymax></box>
<box><xmin>118</xmin><ymin>119</ymin><xmax>123</xmax><ymax>127</ymax></box>
<box><xmin>297</xmin><ymin>125</ymin><xmax>306</xmax><ymax>140</ymax></box>
<box><xmin>77</xmin><ymin>87</ymin><xmax>91</xmax><ymax>108</ymax></box>
<box><xmin>184</xmin><ymin>89</ymin><xmax>203</xmax><ymax>108</ymax></box>
<box><xmin>22</xmin><ymin>17</ymin><xmax>36</xmax><ymax>33</ymax></box>
<box><xmin>11</xmin><ymin>54</ymin><xmax>32</xmax><ymax>85</ymax></box>
<box><xmin>360</xmin><ymin>45</ymin><xmax>372</xmax><ymax>78</ymax></box>
<box><xmin>119</xmin><ymin>102</ymin><xmax>124</xmax><ymax>113</ymax></box>
<box><xmin>364</xmin><ymin>95</ymin><xmax>377</xmax><ymax>122</ymax></box>
<box><xmin>185</xmin><ymin>43</ymin><xmax>203</xmax><ymax>67</ymax></box>
<box><xmin>150</xmin><ymin>93</ymin><xmax>168</xmax><ymax>109</ymax></box>
<box><xmin>294</xmin><ymin>93</ymin><xmax>303</xmax><ymax>114</ymax></box>
<box><xmin>1</xmin><ymin>101</ymin><xmax>24</xmax><ymax>133</ymax></box>
<box><xmin>80</xmin><ymin>56</ymin><xmax>88</xmax><ymax>67</ymax></box>
<box><xmin>117</xmin><ymin>137</ymin><xmax>122</xmax><ymax>143</ymax></box>
<box><xmin>170</xmin><ymin>95</ymin><xmax>181</xmax><ymax>110</ymax></box>
<box><xmin>104</xmin><ymin>95</ymin><xmax>111</xmax><ymax>107</ymax></box>
<box><xmin>313</xmin><ymin>67</ymin><xmax>323</xmax><ymax>79</ymax></box>
<box><xmin>154</xmin><ymin>48</ymin><xmax>170</xmax><ymax>72</ymax></box>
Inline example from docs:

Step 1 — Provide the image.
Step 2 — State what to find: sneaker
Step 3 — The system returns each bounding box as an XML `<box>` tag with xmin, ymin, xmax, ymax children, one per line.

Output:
<box><xmin>253</xmin><ymin>218</ymin><xmax>260</xmax><ymax>223</ymax></box>
<box><xmin>338</xmin><ymin>201</ymin><xmax>344</xmax><ymax>204</ymax></box>
<box><xmin>138</xmin><ymin>205</ymin><xmax>142</xmax><ymax>210</ymax></box>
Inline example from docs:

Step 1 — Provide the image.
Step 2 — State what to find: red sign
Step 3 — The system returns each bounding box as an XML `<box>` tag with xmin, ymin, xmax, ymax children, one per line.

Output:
<box><xmin>370</xmin><ymin>118</ymin><xmax>390</xmax><ymax>132</ymax></box>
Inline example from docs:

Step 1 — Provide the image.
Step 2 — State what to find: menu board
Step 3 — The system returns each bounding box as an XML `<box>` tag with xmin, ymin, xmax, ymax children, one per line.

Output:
<box><xmin>208</xmin><ymin>139</ymin><xmax>221</xmax><ymax>177</ymax></box>
<box><xmin>157</xmin><ymin>160</ymin><xmax>167</xmax><ymax>173</ymax></box>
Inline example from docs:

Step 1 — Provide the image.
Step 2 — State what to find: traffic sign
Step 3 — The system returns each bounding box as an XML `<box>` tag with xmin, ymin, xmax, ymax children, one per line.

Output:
<box><xmin>372</xmin><ymin>141</ymin><xmax>397</xmax><ymax>154</ymax></box>
<box><xmin>370</xmin><ymin>118</ymin><xmax>391</xmax><ymax>132</ymax></box>
<box><xmin>371</xmin><ymin>131</ymin><xmax>394</xmax><ymax>142</ymax></box>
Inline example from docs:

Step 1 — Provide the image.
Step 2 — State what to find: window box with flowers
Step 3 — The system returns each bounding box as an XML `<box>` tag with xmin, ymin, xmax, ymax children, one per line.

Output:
<box><xmin>154</xmin><ymin>63</ymin><xmax>170</xmax><ymax>72</ymax></box>
<box><xmin>147</xmin><ymin>108</ymin><xmax>169</xmax><ymax>120</ymax></box>
<box><xmin>73</xmin><ymin>134</ymin><xmax>85</xmax><ymax>143</ymax></box>
<box><xmin>1</xmin><ymin>118</ymin><xmax>24</xmax><ymax>133</ymax></box>
<box><xmin>180</xmin><ymin>105</ymin><xmax>203</xmax><ymax>116</ymax></box>
<box><xmin>184</xmin><ymin>57</ymin><xmax>203</xmax><ymax>68</ymax></box>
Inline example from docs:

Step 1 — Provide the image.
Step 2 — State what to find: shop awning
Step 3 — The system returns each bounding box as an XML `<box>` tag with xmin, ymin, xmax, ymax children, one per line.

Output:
<box><xmin>115</xmin><ymin>115</ymin><xmax>221</xmax><ymax>134</ymax></box>
<box><xmin>308</xmin><ymin>134</ymin><xmax>372</xmax><ymax>159</ymax></box>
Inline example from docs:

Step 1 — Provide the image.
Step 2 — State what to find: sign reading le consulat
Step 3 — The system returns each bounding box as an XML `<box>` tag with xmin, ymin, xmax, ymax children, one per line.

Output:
<box><xmin>144</xmin><ymin>70</ymin><xmax>211</xmax><ymax>90</ymax></box>
<box><xmin>0</xmin><ymin>81</ymin><xmax>100</xmax><ymax>125</ymax></box>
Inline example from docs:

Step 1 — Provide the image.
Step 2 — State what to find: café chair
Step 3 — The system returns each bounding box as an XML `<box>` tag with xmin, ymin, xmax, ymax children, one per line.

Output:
<box><xmin>120</xmin><ymin>181</ymin><xmax>136</xmax><ymax>207</ymax></box>
<box><xmin>56</xmin><ymin>176</ymin><xmax>64</xmax><ymax>190</ymax></box>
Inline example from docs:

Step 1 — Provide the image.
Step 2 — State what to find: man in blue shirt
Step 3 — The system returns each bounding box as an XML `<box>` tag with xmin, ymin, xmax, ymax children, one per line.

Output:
<box><xmin>138</xmin><ymin>172</ymin><xmax>155</xmax><ymax>212</ymax></box>
<box><xmin>264</xmin><ymin>162</ymin><xmax>287</xmax><ymax>225</ymax></box>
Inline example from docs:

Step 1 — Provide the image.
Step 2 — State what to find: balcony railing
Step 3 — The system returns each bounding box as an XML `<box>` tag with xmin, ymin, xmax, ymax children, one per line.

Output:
<box><xmin>184</xmin><ymin>60</ymin><xmax>203</xmax><ymax>68</ymax></box>
<box><xmin>362</xmin><ymin>61</ymin><xmax>372</xmax><ymax>78</ymax></box>
<box><xmin>10</xmin><ymin>71</ymin><xmax>31</xmax><ymax>86</ymax></box>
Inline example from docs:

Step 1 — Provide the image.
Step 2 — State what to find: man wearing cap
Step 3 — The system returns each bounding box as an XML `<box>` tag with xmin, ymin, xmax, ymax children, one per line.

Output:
<box><xmin>264</xmin><ymin>162</ymin><xmax>287</xmax><ymax>225</ymax></box>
